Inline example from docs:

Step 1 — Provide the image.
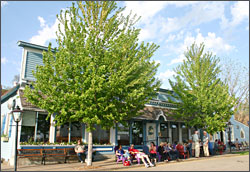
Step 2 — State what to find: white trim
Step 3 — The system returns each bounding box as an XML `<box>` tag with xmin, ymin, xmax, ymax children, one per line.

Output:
<box><xmin>240</xmin><ymin>128</ymin><xmax>245</xmax><ymax>139</ymax></box>
<box><xmin>145</xmin><ymin>104</ymin><xmax>177</xmax><ymax>110</ymax></box>
<box><xmin>156</xmin><ymin>110</ymin><xmax>167</xmax><ymax>121</ymax></box>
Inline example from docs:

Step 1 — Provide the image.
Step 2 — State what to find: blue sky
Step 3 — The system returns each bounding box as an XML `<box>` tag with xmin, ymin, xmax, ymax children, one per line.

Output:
<box><xmin>1</xmin><ymin>1</ymin><xmax>249</xmax><ymax>89</ymax></box>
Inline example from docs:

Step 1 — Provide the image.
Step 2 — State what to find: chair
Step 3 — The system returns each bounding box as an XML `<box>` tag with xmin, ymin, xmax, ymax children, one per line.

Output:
<box><xmin>116</xmin><ymin>154</ymin><xmax>127</xmax><ymax>164</ymax></box>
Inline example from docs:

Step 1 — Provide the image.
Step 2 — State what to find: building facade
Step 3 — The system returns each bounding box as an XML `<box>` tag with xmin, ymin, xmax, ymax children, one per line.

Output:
<box><xmin>1</xmin><ymin>41</ymin><xmax>249</xmax><ymax>164</ymax></box>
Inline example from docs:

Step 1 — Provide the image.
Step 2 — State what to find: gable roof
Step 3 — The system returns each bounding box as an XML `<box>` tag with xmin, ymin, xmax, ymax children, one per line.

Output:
<box><xmin>1</xmin><ymin>84</ymin><xmax>20</xmax><ymax>104</ymax></box>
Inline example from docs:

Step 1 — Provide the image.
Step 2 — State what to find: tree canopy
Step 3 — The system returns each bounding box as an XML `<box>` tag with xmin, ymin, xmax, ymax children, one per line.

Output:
<box><xmin>24</xmin><ymin>1</ymin><xmax>161</xmax><ymax>165</ymax></box>
<box><xmin>168</xmin><ymin>43</ymin><xmax>236</xmax><ymax>134</ymax></box>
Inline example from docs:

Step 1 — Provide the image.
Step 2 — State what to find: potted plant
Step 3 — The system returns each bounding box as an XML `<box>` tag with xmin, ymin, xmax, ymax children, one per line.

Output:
<box><xmin>1</xmin><ymin>134</ymin><xmax>9</xmax><ymax>142</ymax></box>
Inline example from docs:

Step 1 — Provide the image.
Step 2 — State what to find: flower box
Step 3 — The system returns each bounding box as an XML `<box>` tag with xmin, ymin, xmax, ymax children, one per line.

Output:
<box><xmin>1</xmin><ymin>136</ymin><xmax>9</xmax><ymax>142</ymax></box>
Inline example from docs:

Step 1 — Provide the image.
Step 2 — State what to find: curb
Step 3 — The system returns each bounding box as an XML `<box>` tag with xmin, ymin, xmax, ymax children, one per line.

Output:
<box><xmin>90</xmin><ymin>153</ymin><xmax>249</xmax><ymax>171</ymax></box>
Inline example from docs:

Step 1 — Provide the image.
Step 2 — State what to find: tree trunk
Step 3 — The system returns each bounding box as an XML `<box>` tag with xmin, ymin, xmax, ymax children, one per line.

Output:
<box><xmin>87</xmin><ymin>130</ymin><xmax>93</xmax><ymax>166</ymax></box>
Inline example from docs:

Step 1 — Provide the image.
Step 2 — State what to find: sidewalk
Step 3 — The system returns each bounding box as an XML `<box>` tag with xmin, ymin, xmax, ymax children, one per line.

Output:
<box><xmin>1</xmin><ymin>152</ymin><xmax>248</xmax><ymax>171</ymax></box>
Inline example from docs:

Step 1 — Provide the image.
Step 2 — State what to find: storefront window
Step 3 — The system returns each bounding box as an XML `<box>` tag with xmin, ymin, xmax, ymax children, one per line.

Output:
<box><xmin>71</xmin><ymin>122</ymin><xmax>83</xmax><ymax>142</ymax></box>
<box><xmin>181</xmin><ymin>123</ymin><xmax>188</xmax><ymax>143</ymax></box>
<box><xmin>93</xmin><ymin>125</ymin><xmax>110</xmax><ymax>144</ymax></box>
<box><xmin>171</xmin><ymin>122</ymin><xmax>179</xmax><ymax>144</ymax></box>
<box><xmin>117</xmin><ymin>123</ymin><xmax>129</xmax><ymax>145</ymax></box>
<box><xmin>20</xmin><ymin>111</ymin><xmax>50</xmax><ymax>143</ymax></box>
<box><xmin>132</xmin><ymin>121</ymin><xmax>143</xmax><ymax>145</ymax></box>
<box><xmin>36</xmin><ymin>114</ymin><xmax>50</xmax><ymax>142</ymax></box>
<box><xmin>159</xmin><ymin>122</ymin><xmax>169</xmax><ymax>143</ymax></box>
<box><xmin>56</xmin><ymin>123</ymin><xmax>69</xmax><ymax>143</ymax></box>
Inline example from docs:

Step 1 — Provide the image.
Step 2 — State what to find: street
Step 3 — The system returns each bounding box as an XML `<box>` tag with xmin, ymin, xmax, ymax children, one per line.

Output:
<box><xmin>117</xmin><ymin>155</ymin><xmax>249</xmax><ymax>171</ymax></box>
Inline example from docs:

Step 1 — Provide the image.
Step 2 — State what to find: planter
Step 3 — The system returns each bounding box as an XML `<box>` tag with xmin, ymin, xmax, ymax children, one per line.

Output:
<box><xmin>1</xmin><ymin>136</ymin><xmax>9</xmax><ymax>142</ymax></box>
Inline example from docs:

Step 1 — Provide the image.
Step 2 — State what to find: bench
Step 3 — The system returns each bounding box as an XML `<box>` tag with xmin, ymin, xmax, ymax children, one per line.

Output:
<box><xmin>17</xmin><ymin>149</ymin><xmax>45</xmax><ymax>165</ymax></box>
<box><xmin>17</xmin><ymin>148</ymin><xmax>78</xmax><ymax>165</ymax></box>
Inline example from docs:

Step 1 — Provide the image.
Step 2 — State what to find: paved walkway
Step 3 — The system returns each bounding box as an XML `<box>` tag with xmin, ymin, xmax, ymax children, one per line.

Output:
<box><xmin>118</xmin><ymin>154</ymin><xmax>249</xmax><ymax>171</ymax></box>
<box><xmin>1</xmin><ymin>153</ymin><xmax>249</xmax><ymax>171</ymax></box>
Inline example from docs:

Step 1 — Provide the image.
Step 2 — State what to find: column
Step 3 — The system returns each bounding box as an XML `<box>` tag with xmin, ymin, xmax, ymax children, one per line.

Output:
<box><xmin>68</xmin><ymin>122</ymin><xmax>71</xmax><ymax>143</ymax></box>
<box><xmin>188</xmin><ymin>128</ymin><xmax>191</xmax><ymax>140</ymax></box>
<box><xmin>129</xmin><ymin>121</ymin><xmax>132</xmax><ymax>145</ymax></box>
<box><xmin>143</xmin><ymin>121</ymin><xmax>146</xmax><ymax>146</ymax></box>
<box><xmin>49</xmin><ymin>113</ymin><xmax>56</xmax><ymax>143</ymax></box>
<box><xmin>34</xmin><ymin>112</ymin><xmax>38</xmax><ymax>142</ymax></box>
<box><xmin>168</xmin><ymin>121</ymin><xmax>172</xmax><ymax>144</ymax></box>
<box><xmin>82</xmin><ymin>124</ymin><xmax>85</xmax><ymax>143</ymax></box>
<box><xmin>178</xmin><ymin>123</ymin><xmax>182</xmax><ymax>143</ymax></box>
<box><xmin>156</xmin><ymin>121</ymin><xmax>159</xmax><ymax>145</ymax></box>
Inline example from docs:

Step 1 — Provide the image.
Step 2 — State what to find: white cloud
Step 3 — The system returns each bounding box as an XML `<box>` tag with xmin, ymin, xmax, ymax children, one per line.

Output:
<box><xmin>167</xmin><ymin>30</ymin><xmax>235</xmax><ymax>66</ymax></box>
<box><xmin>29</xmin><ymin>18</ymin><xmax>59</xmax><ymax>46</ymax></box>
<box><xmin>1</xmin><ymin>1</ymin><xmax>8</xmax><ymax>7</ymax></box>
<box><xmin>231</xmin><ymin>1</ymin><xmax>249</xmax><ymax>26</ymax></box>
<box><xmin>38</xmin><ymin>16</ymin><xmax>46</xmax><ymax>27</ymax></box>
<box><xmin>1</xmin><ymin>57</ymin><xmax>8</xmax><ymax>64</ymax></box>
<box><xmin>158</xmin><ymin>70</ymin><xmax>176</xmax><ymax>81</ymax></box>
<box><xmin>161</xmin><ymin>2</ymin><xmax>226</xmax><ymax>35</ymax></box>
<box><xmin>220</xmin><ymin>1</ymin><xmax>249</xmax><ymax>29</ymax></box>
<box><xmin>30</xmin><ymin>9</ymin><xmax>68</xmax><ymax>46</ymax></box>
<box><xmin>123</xmin><ymin>1</ymin><xmax>197</xmax><ymax>41</ymax></box>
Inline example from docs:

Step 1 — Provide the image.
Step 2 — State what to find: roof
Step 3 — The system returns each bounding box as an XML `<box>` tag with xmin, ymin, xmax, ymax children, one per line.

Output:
<box><xmin>19</xmin><ymin>89</ymin><xmax>47</xmax><ymax>112</ymax></box>
<box><xmin>1</xmin><ymin>84</ymin><xmax>20</xmax><ymax>104</ymax></box>
<box><xmin>17</xmin><ymin>40</ymin><xmax>56</xmax><ymax>52</ymax></box>
<box><xmin>133</xmin><ymin>106</ymin><xmax>182</xmax><ymax>122</ymax></box>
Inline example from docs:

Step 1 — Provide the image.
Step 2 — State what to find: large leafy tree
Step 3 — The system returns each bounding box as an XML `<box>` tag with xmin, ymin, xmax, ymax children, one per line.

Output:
<box><xmin>24</xmin><ymin>1</ymin><xmax>160</xmax><ymax>166</ymax></box>
<box><xmin>168</xmin><ymin>43</ymin><xmax>236</xmax><ymax>134</ymax></box>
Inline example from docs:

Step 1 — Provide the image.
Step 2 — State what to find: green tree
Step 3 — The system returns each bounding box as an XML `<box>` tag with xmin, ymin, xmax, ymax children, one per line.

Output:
<box><xmin>24</xmin><ymin>1</ymin><xmax>160</xmax><ymax>166</ymax></box>
<box><xmin>168</xmin><ymin>43</ymin><xmax>236</xmax><ymax>134</ymax></box>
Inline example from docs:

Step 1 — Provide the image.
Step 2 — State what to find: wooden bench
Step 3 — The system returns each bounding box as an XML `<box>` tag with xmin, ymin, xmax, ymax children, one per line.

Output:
<box><xmin>17</xmin><ymin>148</ymin><xmax>78</xmax><ymax>165</ymax></box>
<box><xmin>17</xmin><ymin>149</ymin><xmax>45</xmax><ymax>165</ymax></box>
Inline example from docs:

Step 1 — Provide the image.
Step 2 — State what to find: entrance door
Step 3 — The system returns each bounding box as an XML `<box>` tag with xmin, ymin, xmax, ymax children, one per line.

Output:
<box><xmin>146</xmin><ymin>123</ymin><xmax>156</xmax><ymax>145</ymax></box>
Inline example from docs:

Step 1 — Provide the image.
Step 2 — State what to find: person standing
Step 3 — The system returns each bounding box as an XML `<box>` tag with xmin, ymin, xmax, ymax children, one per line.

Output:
<box><xmin>74</xmin><ymin>140</ymin><xmax>86</xmax><ymax>163</ymax></box>
<box><xmin>192</xmin><ymin>130</ymin><xmax>200</xmax><ymax>158</ymax></box>
<box><xmin>203</xmin><ymin>131</ymin><xmax>209</xmax><ymax>157</ymax></box>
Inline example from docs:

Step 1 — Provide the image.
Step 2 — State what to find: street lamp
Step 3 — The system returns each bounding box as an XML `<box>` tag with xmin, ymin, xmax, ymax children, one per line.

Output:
<box><xmin>227</xmin><ymin>121</ymin><xmax>233</xmax><ymax>153</ymax></box>
<box><xmin>11</xmin><ymin>105</ymin><xmax>23</xmax><ymax>171</ymax></box>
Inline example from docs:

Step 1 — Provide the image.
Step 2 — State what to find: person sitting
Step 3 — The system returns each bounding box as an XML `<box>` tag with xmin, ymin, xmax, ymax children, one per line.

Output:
<box><xmin>164</xmin><ymin>143</ymin><xmax>172</xmax><ymax>160</ymax></box>
<box><xmin>235</xmin><ymin>138</ymin><xmax>240</xmax><ymax>151</ymax></box>
<box><xmin>149</xmin><ymin>142</ymin><xmax>157</xmax><ymax>165</ymax></box>
<box><xmin>214</xmin><ymin>139</ymin><xmax>219</xmax><ymax>155</ymax></box>
<box><xmin>74</xmin><ymin>140</ymin><xmax>86</xmax><ymax>163</ymax></box>
<box><xmin>157</xmin><ymin>142</ymin><xmax>167</xmax><ymax>162</ymax></box>
<box><xmin>176</xmin><ymin>142</ymin><xmax>185</xmax><ymax>159</ymax></box>
<box><xmin>129</xmin><ymin>146</ymin><xmax>155</xmax><ymax>168</ymax></box>
<box><xmin>183</xmin><ymin>143</ymin><xmax>189</xmax><ymax>158</ymax></box>
<box><xmin>116</xmin><ymin>144</ymin><xmax>131</xmax><ymax>164</ymax></box>
<box><xmin>170</xmin><ymin>142</ymin><xmax>180</xmax><ymax>161</ymax></box>
<box><xmin>128</xmin><ymin>144</ymin><xmax>138</xmax><ymax>163</ymax></box>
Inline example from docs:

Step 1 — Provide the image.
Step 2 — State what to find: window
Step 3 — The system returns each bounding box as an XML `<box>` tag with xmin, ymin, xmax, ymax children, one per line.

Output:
<box><xmin>20</xmin><ymin>112</ymin><xmax>50</xmax><ymax>143</ymax></box>
<box><xmin>36</xmin><ymin>114</ymin><xmax>50</xmax><ymax>142</ymax></box>
<box><xmin>56</xmin><ymin>123</ymin><xmax>69</xmax><ymax>143</ymax></box>
<box><xmin>240</xmin><ymin>129</ymin><xmax>245</xmax><ymax>139</ymax></box>
<box><xmin>171</xmin><ymin>122</ymin><xmax>179</xmax><ymax>144</ymax></box>
<box><xmin>117</xmin><ymin>123</ymin><xmax>129</xmax><ymax>145</ymax></box>
<box><xmin>71</xmin><ymin>122</ymin><xmax>83</xmax><ymax>142</ymax></box>
<box><xmin>93</xmin><ymin>125</ymin><xmax>110</xmax><ymax>144</ymax></box>
<box><xmin>181</xmin><ymin>123</ymin><xmax>188</xmax><ymax>142</ymax></box>
<box><xmin>132</xmin><ymin>121</ymin><xmax>143</xmax><ymax>145</ymax></box>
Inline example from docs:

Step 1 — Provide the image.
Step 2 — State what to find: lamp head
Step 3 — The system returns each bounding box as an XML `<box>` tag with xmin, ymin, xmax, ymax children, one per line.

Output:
<box><xmin>11</xmin><ymin>105</ymin><xmax>23</xmax><ymax>122</ymax></box>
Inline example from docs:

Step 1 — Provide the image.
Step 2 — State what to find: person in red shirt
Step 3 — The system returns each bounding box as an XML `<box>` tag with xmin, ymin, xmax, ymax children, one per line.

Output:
<box><xmin>149</xmin><ymin>142</ymin><xmax>157</xmax><ymax>165</ymax></box>
<box><xmin>176</xmin><ymin>142</ymin><xmax>185</xmax><ymax>159</ymax></box>
<box><xmin>128</xmin><ymin>144</ymin><xmax>154</xmax><ymax>168</ymax></box>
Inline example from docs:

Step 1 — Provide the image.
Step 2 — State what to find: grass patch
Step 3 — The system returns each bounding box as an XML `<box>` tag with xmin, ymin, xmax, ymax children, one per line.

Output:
<box><xmin>231</xmin><ymin>151</ymin><xmax>249</xmax><ymax>155</ymax></box>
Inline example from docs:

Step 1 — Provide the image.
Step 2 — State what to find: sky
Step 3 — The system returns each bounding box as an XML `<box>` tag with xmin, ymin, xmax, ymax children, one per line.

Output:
<box><xmin>1</xmin><ymin>1</ymin><xmax>249</xmax><ymax>89</ymax></box>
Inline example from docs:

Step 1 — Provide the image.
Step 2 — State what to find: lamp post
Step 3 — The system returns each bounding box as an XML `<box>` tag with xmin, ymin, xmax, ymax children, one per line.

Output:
<box><xmin>227</xmin><ymin>121</ymin><xmax>233</xmax><ymax>153</ymax></box>
<box><xmin>11</xmin><ymin>105</ymin><xmax>23</xmax><ymax>171</ymax></box>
